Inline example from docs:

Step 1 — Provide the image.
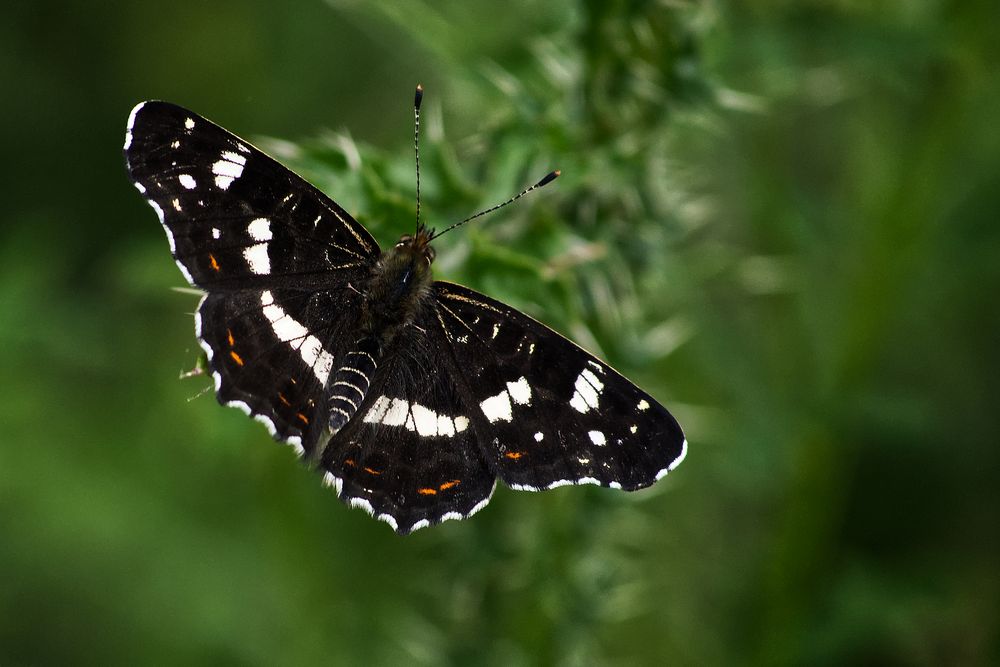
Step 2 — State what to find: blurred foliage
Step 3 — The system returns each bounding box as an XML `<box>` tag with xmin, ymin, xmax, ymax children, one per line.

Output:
<box><xmin>1</xmin><ymin>0</ymin><xmax>998</xmax><ymax>665</ymax></box>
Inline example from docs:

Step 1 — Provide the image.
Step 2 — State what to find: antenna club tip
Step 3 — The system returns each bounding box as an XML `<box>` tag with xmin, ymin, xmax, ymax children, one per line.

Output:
<box><xmin>537</xmin><ymin>170</ymin><xmax>561</xmax><ymax>187</ymax></box>
<box><xmin>414</xmin><ymin>85</ymin><xmax>424</xmax><ymax>109</ymax></box>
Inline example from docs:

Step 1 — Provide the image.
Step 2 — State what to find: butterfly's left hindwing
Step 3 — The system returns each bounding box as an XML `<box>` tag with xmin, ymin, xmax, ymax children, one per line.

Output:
<box><xmin>197</xmin><ymin>287</ymin><xmax>364</xmax><ymax>457</ymax></box>
<box><xmin>431</xmin><ymin>283</ymin><xmax>687</xmax><ymax>492</ymax></box>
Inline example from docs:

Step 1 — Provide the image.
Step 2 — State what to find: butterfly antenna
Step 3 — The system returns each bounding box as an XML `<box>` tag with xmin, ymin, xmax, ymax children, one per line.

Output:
<box><xmin>430</xmin><ymin>169</ymin><xmax>560</xmax><ymax>241</ymax></box>
<box><xmin>413</xmin><ymin>84</ymin><xmax>423</xmax><ymax>235</ymax></box>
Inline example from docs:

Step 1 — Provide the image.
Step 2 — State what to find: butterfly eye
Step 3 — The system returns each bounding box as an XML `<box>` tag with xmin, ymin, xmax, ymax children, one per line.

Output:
<box><xmin>397</xmin><ymin>235</ymin><xmax>413</xmax><ymax>247</ymax></box>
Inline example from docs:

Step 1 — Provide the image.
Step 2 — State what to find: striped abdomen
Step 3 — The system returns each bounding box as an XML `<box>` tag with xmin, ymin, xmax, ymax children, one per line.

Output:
<box><xmin>328</xmin><ymin>337</ymin><xmax>380</xmax><ymax>434</ymax></box>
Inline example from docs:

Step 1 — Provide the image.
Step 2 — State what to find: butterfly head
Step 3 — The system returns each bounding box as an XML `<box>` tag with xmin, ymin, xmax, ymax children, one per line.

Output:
<box><xmin>395</xmin><ymin>224</ymin><xmax>437</xmax><ymax>267</ymax></box>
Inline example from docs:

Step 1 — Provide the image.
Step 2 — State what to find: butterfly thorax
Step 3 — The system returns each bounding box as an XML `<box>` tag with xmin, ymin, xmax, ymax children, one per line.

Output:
<box><xmin>323</xmin><ymin>229</ymin><xmax>436</xmax><ymax>440</ymax></box>
<box><xmin>360</xmin><ymin>229</ymin><xmax>435</xmax><ymax>349</ymax></box>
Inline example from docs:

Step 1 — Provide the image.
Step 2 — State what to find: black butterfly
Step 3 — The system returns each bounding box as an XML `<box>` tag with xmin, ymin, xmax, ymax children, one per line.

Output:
<box><xmin>124</xmin><ymin>91</ymin><xmax>686</xmax><ymax>534</ymax></box>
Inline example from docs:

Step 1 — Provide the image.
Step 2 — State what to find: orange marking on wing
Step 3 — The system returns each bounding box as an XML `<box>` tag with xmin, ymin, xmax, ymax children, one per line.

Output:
<box><xmin>278</xmin><ymin>392</ymin><xmax>291</xmax><ymax>407</ymax></box>
<box><xmin>296</xmin><ymin>412</ymin><xmax>309</xmax><ymax>425</ymax></box>
<box><xmin>227</xmin><ymin>329</ymin><xmax>235</xmax><ymax>346</ymax></box>
<box><xmin>344</xmin><ymin>459</ymin><xmax>356</xmax><ymax>467</ymax></box>
<box><xmin>417</xmin><ymin>487</ymin><xmax>437</xmax><ymax>496</ymax></box>
<box><xmin>363</xmin><ymin>467</ymin><xmax>381</xmax><ymax>476</ymax></box>
<box><xmin>229</xmin><ymin>350</ymin><xmax>244</xmax><ymax>366</ymax></box>
<box><xmin>209</xmin><ymin>253</ymin><xmax>220</xmax><ymax>271</ymax></box>
<box><xmin>439</xmin><ymin>480</ymin><xmax>461</xmax><ymax>491</ymax></box>
<box><xmin>505</xmin><ymin>451</ymin><xmax>525</xmax><ymax>460</ymax></box>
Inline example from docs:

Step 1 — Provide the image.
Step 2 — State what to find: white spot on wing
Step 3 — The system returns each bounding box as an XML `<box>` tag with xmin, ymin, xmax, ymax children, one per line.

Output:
<box><xmin>509</xmin><ymin>483</ymin><xmax>540</xmax><ymax>492</ymax></box>
<box><xmin>480</xmin><ymin>377</ymin><xmax>531</xmax><ymax>423</ymax></box>
<box><xmin>364</xmin><ymin>396</ymin><xmax>467</xmax><ymax>438</ymax></box>
<box><xmin>124</xmin><ymin>102</ymin><xmax>143</xmax><ymax>150</ymax></box>
<box><xmin>259</xmin><ymin>290</ymin><xmax>333</xmax><ymax>385</ymax></box>
<box><xmin>570</xmin><ymin>368</ymin><xmax>604</xmax><ymax>413</ymax></box>
<box><xmin>381</xmin><ymin>398</ymin><xmax>410</xmax><ymax>426</ymax></box>
<box><xmin>247</xmin><ymin>217</ymin><xmax>272</xmax><ymax>241</ymax></box>
<box><xmin>638</xmin><ymin>399</ymin><xmax>650</xmax><ymax>411</ymax></box>
<box><xmin>298</xmin><ymin>337</ymin><xmax>331</xmax><ymax>381</ymax></box>
<box><xmin>534</xmin><ymin>432</ymin><xmax>544</xmax><ymax>442</ymax></box>
<box><xmin>243</xmin><ymin>243</ymin><xmax>270</xmax><ymax>274</ymax></box>
<box><xmin>178</xmin><ymin>174</ymin><xmax>196</xmax><ymax>189</ymax></box>
<box><xmin>437</xmin><ymin>415</ymin><xmax>456</xmax><ymax>436</ymax></box>
<box><xmin>480</xmin><ymin>391</ymin><xmax>512</xmax><ymax>423</ymax></box>
<box><xmin>588</xmin><ymin>430</ymin><xmax>606</xmax><ymax>446</ymax></box>
<box><xmin>184</xmin><ymin>117</ymin><xmax>195</xmax><ymax>130</ymax></box>
<box><xmin>212</xmin><ymin>151</ymin><xmax>246</xmax><ymax>189</ymax></box>
<box><xmin>148</xmin><ymin>200</ymin><xmax>165</xmax><ymax>224</ymax></box>
<box><xmin>411</xmin><ymin>404</ymin><xmax>439</xmax><ymax>437</ymax></box>
<box><xmin>669</xmin><ymin>439</ymin><xmax>687</xmax><ymax>471</ymax></box>
<box><xmin>582</xmin><ymin>368</ymin><xmax>603</xmax><ymax>391</ymax></box>
<box><xmin>174</xmin><ymin>261</ymin><xmax>194</xmax><ymax>285</ymax></box>
<box><xmin>172</xmin><ymin>198</ymin><xmax>182</xmax><ymax>212</ymax></box>
<box><xmin>653</xmin><ymin>439</ymin><xmax>688</xmax><ymax>481</ymax></box>
<box><xmin>507</xmin><ymin>376</ymin><xmax>531</xmax><ymax>405</ymax></box>
<box><xmin>350</xmin><ymin>497</ymin><xmax>374</xmax><ymax>515</ymax></box>
<box><xmin>211</xmin><ymin>227</ymin><xmax>221</xmax><ymax>239</ymax></box>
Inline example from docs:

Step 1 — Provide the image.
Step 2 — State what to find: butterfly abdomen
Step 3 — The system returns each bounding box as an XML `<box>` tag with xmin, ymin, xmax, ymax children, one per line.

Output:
<box><xmin>326</xmin><ymin>238</ymin><xmax>435</xmax><ymax>435</ymax></box>
<box><xmin>328</xmin><ymin>337</ymin><xmax>380</xmax><ymax>434</ymax></box>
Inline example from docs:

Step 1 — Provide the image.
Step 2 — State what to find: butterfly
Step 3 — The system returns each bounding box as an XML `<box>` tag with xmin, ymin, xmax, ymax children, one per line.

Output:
<box><xmin>123</xmin><ymin>88</ymin><xmax>686</xmax><ymax>534</ymax></box>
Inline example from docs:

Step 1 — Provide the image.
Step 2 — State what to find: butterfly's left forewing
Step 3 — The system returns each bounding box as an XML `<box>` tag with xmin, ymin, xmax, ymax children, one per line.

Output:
<box><xmin>431</xmin><ymin>283</ymin><xmax>687</xmax><ymax>492</ymax></box>
<box><xmin>124</xmin><ymin>101</ymin><xmax>379</xmax><ymax>290</ymax></box>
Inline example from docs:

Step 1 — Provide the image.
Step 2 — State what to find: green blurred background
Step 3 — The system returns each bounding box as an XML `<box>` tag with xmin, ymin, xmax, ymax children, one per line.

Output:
<box><xmin>2</xmin><ymin>1</ymin><xmax>998</xmax><ymax>664</ymax></box>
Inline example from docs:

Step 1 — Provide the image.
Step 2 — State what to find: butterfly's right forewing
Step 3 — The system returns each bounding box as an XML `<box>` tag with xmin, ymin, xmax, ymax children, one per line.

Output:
<box><xmin>431</xmin><ymin>283</ymin><xmax>687</xmax><ymax>493</ymax></box>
